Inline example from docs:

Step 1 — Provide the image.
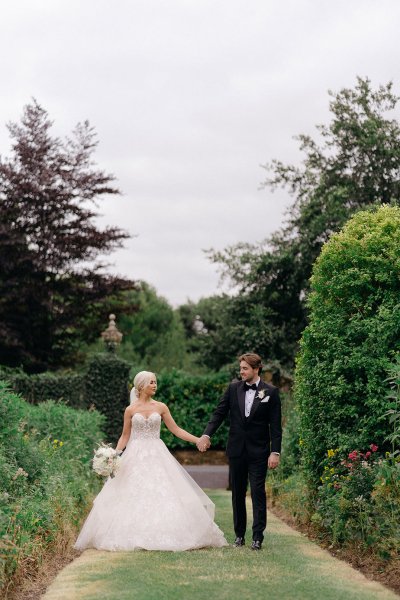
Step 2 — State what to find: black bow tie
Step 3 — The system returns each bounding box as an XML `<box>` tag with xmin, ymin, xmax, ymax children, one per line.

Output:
<box><xmin>244</xmin><ymin>383</ymin><xmax>257</xmax><ymax>392</ymax></box>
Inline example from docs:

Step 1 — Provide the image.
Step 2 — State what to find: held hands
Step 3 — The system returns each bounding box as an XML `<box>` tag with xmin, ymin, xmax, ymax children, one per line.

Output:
<box><xmin>268</xmin><ymin>453</ymin><xmax>280</xmax><ymax>469</ymax></box>
<box><xmin>196</xmin><ymin>435</ymin><xmax>211</xmax><ymax>452</ymax></box>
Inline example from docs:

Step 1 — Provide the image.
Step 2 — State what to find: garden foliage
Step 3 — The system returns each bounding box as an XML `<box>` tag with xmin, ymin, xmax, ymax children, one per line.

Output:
<box><xmin>0</xmin><ymin>380</ymin><xmax>104</xmax><ymax>593</ymax></box>
<box><xmin>4</xmin><ymin>362</ymin><xmax>235</xmax><ymax>449</ymax></box>
<box><xmin>85</xmin><ymin>353</ymin><xmax>131</xmax><ymax>444</ymax></box>
<box><xmin>9</xmin><ymin>370</ymin><xmax>85</xmax><ymax>407</ymax></box>
<box><xmin>156</xmin><ymin>369</ymin><xmax>230</xmax><ymax>449</ymax></box>
<box><xmin>313</xmin><ymin>444</ymin><xmax>399</xmax><ymax>559</ymax></box>
<box><xmin>295</xmin><ymin>205</ymin><xmax>400</xmax><ymax>485</ymax></box>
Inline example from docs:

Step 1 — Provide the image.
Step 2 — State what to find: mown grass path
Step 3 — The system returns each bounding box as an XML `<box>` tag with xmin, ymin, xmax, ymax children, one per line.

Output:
<box><xmin>43</xmin><ymin>490</ymin><xmax>398</xmax><ymax>600</ymax></box>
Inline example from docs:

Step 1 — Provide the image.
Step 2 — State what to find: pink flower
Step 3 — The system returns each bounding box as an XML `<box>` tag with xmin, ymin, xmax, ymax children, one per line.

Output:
<box><xmin>348</xmin><ymin>450</ymin><xmax>358</xmax><ymax>461</ymax></box>
<box><xmin>370</xmin><ymin>444</ymin><xmax>378</xmax><ymax>452</ymax></box>
<box><xmin>365</xmin><ymin>451</ymin><xmax>371</xmax><ymax>459</ymax></box>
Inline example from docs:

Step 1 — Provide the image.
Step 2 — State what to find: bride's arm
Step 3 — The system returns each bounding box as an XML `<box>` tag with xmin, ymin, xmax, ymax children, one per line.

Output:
<box><xmin>160</xmin><ymin>404</ymin><xmax>199</xmax><ymax>444</ymax></box>
<box><xmin>116</xmin><ymin>406</ymin><xmax>134</xmax><ymax>452</ymax></box>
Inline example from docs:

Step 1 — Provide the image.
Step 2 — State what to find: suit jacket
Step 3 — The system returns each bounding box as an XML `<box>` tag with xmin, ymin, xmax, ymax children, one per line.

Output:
<box><xmin>203</xmin><ymin>379</ymin><xmax>282</xmax><ymax>458</ymax></box>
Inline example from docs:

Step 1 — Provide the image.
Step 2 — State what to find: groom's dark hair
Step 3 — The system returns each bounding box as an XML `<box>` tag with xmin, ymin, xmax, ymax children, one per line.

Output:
<box><xmin>238</xmin><ymin>353</ymin><xmax>263</xmax><ymax>374</ymax></box>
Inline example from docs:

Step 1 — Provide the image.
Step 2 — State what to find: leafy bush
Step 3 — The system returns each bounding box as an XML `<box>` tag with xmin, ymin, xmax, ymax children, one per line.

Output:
<box><xmin>9</xmin><ymin>370</ymin><xmax>86</xmax><ymax>407</ymax></box>
<box><xmin>155</xmin><ymin>369</ymin><xmax>230</xmax><ymax>449</ymax></box>
<box><xmin>295</xmin><ymin>205</ymin><xmax>400</xmax><ymax>485</ymax></box>
<box><xmin>0</xmin><ymin>381</ymin><xmax>104</xmax><ymax>593</ymax></box>
<box><xmin>85</xmin><ymin>352</ymin><xmax>130</xmax><ymax>444</ymax></box>
<box><xmin>278</xmin><ymin>396</ymin><xmax>302</xmax><ymax>479</ymax></box>
<box><xmin>313</xmin><ymin>445</ymin><xmax>399</xmax><ymax>558</ymax></box>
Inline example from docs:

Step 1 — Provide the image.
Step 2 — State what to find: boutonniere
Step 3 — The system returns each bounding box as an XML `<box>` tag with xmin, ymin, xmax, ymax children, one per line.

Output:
<box><xmin>257</xmin><ymin>390</ymin><xmax>269</xmax><ymax>402</ymax></box>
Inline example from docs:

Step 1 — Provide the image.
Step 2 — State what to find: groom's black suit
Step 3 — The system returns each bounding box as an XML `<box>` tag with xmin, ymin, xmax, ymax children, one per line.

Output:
<box><xmin>204</xmin><ymin>379</ymin><xmax>282</xmax><ymax>542</ymax></box>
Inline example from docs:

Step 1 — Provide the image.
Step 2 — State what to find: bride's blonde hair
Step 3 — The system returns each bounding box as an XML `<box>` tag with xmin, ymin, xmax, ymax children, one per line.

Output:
<box><xmin>130</xmin><ymin>371</ymin><xmax>156</xmax><ymax>404</ymax></box>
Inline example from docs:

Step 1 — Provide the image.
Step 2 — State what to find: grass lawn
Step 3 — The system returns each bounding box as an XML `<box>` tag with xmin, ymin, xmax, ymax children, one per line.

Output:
<box><xmin>43</xmin><ymin>490</ymin><xmax>398</xmax><ymax>600</ymax></box>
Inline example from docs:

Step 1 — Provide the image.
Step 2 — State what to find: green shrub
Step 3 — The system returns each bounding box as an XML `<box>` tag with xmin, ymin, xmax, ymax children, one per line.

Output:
<box><xmin>155</xmin><ymin>369</ymin><xmax>230</xmax><ymax>449</ymax></box>
<box><xmin>313</xmin><ymin>446</ymin><xmax>399</xmax><ymax>558</ymax></box>
<box><xmin>0</xmin><ymin>381</ymin><xmax>104</xmax><ymax>593</ymax></box>
<box><xmin>4</xmin><ymin>370</ymin><xmax>86</xmax><ymax>408</ymax></box>
<box><xmin>279</xmin><ymin>396</ymin><xmax>302</xmax><ymax>479</ymax></box>
<box><xmin>267</xmin><ymin>470</ymin><xmax>310</xmax><ymax>526</ymax></box>
<box><xmin>295</xmin><ymin>205</ymin><xmax>400</xmax><ymax>486</ymax></box>
<box><xmin>85</xmin><ymin>352</ymin><xmax>130</xmax><ymax>443</ymax></box>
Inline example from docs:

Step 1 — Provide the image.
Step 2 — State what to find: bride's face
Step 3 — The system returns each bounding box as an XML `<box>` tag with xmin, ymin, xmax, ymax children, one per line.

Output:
<box><xmin>143</xmin><ymin>376</ymin><xmax>157</xmax><ymax>397</ymax></box>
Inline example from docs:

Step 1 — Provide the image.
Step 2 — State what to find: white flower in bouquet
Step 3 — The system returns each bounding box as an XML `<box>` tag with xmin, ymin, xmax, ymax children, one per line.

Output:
<box><xmin>92</xmin><ymin>443</ymin><xmax>121</xmax><ymax>478</ymax></box>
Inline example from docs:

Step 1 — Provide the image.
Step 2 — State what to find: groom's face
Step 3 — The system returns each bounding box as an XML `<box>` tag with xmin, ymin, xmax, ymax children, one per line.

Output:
<box><xmin>239</xmin><ymin>360</ymin><xmax>259</xmax><ymax>383</ymax></box>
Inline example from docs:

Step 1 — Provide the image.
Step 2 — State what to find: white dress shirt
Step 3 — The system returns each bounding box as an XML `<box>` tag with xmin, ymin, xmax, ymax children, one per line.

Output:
<box><xmin>244</xmin><ymin>377</ymin><xmax>260</xmax><ymax>417</ymax></box>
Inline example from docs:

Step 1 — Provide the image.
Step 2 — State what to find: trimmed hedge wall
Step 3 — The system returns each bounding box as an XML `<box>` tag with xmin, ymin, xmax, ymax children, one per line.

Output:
<box><xmin>156</xmin><ymin>369</ymin><xmax>230</xmax><ymax>449</ymax></box>
<box><xmin>85</xmin><ymin>353</ymin><xmax>130</xmax><ymax>444</ymax></box>
<box><xmin>295</xmin><ymin>205</ymin><xmax>400</xmax><ymax>485</ymax></box>
<box><xmin>9</xmin><ymin>371</ymin><xmax>85</xmax><ymax>407</ymax></box>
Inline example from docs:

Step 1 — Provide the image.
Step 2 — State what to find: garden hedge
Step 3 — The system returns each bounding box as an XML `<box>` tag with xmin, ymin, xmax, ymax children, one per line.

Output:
<box><xmin>295</xmin><ymin>205</ymin><xmax>400</xmax><ymax>484</ymax></box>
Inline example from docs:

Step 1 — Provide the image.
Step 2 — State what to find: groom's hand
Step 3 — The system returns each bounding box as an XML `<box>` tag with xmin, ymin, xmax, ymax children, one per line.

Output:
<box><xmin>268</xmin><ymin>453</ymin><xmax>280</xmax><ymax>469</ymax></box>
<box><xmin>196</xmin><ymin>435</ymin><xmax>211</xmax><ymax>452</ymax></box>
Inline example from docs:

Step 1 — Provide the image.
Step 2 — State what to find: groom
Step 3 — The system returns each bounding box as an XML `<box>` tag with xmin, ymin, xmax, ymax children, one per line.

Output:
<box><xmin>197</xmin><ymin>353</ymin><xmax>282</xmax><ymax>550</ymax></box>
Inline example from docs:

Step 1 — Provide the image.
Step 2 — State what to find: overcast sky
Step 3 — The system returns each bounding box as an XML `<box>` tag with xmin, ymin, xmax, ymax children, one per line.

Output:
<box><xmin>1</xmin><ymin>0</ymin><xmax>399</xmax><ymax>305</ymax></box>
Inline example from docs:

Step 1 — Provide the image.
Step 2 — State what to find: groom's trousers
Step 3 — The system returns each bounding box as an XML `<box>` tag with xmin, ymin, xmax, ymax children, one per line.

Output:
<box><xmin>229</xmin><ymin>449</ymin><xmax>268</xmax><ymax>542</ymax></box>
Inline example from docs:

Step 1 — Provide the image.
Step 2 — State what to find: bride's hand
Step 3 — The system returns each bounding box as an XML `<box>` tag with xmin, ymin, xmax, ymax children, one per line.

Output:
<box><xmin>196</xmin><ymin>435</ymin><xmax>211</xmax><ymax>452</ymax></box>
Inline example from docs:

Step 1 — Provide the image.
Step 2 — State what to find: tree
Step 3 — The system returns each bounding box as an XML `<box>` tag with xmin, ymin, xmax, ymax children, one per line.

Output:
<box><xmin>118</xmin><ymin>283</ymin><xmax>193</xmax><ymax>372</ymax></box>
<box><xmin>178</xmin><ymin>295</ymin><xmax>235</xmax><ymax>370</ymax></box>
<box><xmin>206</xmin><ymin>78</ymin><xmax>400</xmax><ymax>369</ymax></box>
<box><xmin>0</xmin><ymin>100</ymin><xmax>135</xmax><ymax>371</ymax></box>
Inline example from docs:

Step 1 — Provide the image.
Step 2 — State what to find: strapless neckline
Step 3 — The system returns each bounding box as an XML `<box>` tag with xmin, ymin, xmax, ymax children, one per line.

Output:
<box><xmin>132</xmin><ymin>412</ymin><xmax>161</xmax><ymax>422</ymax></box>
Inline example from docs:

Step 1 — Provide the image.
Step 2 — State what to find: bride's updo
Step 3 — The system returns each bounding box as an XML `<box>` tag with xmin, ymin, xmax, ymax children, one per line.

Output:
<box><xmin>130</xmin><ymin>371</ymin><xmax>156</xmax><ymax>404</ymax></box>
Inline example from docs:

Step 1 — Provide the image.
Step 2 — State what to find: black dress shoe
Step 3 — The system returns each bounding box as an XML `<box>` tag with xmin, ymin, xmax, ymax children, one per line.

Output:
<box><xmin>233</xmin><ymin>537</ymin><xmax>245</xmax><ymax>547</ymax></box>
<box><xmin>251</xmin><ymin>540</ymin><xmax>262</xmax><ymax>551</ymax></box>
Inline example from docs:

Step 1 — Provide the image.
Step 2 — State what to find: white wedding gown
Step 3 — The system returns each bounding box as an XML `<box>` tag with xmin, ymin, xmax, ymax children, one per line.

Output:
<box><xmin>74</xmin><ymin>412</ymin><xmax>228</xmax><ymax>551</ymax></box>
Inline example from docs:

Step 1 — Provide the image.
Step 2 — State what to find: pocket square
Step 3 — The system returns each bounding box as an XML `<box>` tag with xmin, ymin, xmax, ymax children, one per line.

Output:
<box><xmin>260</xmin><ymin>396</ymin><xmax>270</xmax><ymax>403</ymax></box>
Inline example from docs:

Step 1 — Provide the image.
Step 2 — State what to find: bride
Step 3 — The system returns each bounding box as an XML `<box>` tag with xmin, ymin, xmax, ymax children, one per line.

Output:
<box><xmin>74</xmin><ymin>371</ymin><xmax>227</xmax><ymax>551</ymax></box>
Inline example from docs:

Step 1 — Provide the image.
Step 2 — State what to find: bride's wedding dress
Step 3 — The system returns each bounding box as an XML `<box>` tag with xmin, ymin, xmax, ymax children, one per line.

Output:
<box><xmin>74</xmin><ymin>412</ymin><xmax>227</xmax><ymax>551</ymax></box>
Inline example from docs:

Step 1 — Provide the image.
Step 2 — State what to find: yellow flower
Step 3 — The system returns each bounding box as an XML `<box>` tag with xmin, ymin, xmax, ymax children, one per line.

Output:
<box><xmin>299</xmin><ymin>439</ymin><xmax>304</xmax><ymax>446</ymax></box>
<box><xmin>330</xmin><ymin>468</ymin><xmax>335</xmax><ymax>474</ymax></box>
<box><xmin>53</xmin><ymin>439</ymin><xmax>58</xmax><ymax>444</ymax></box>
<box><xmin>327</xmin><ymin>449</ymin><xmax>336</xmax><ymax>458</ymax></box>
<box><xmin>59</xmin><ymin>441</ymin><xmax>64</xmax><ymax>447</ymax></box>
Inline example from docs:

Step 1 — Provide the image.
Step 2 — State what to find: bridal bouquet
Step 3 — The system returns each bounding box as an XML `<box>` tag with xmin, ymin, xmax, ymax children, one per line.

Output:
<box><xmin>92</xmin><ymin>443</ymin><xmax>121</xmax><ymax>478</ymax></box>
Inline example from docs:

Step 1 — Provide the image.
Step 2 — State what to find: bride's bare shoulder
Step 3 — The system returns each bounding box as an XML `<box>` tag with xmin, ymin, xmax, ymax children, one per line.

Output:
<box><xmin>155</xmin><ymin>400</ymin><xmax>169</xmax><ymax>413</ymax></box>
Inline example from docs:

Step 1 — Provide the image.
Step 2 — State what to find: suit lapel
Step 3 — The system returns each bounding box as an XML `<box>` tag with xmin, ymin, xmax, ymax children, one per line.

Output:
<box><xmin>247</xmin><ymin>380</ymin><xmax>267</xmax><ymax>423</ymax></box>
<box><xmin>237</xmin><ymin>381</ymin><xmax>246</xmax><ymax>422</ymax></box>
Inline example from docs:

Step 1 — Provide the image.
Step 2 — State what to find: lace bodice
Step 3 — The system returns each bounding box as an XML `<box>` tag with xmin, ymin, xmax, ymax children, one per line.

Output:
<box><xmin>131</xmin><ymin>412</ymin><xmax>161</xmax><ymax>440</ymax></box>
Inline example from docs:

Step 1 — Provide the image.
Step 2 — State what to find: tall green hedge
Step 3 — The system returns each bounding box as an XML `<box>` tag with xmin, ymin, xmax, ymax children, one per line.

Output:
<box><xmin>295</xmin><ymin>205</ymin><xmax>400</xmax><ymax>485</ymax></box>
<box><xmin>156</xmin><ymin>369</ymin><xmax>230</xmax><ymax>449</ymax></box>
<box><xmin>9</xmin><ymin>371</ymin><xmax>85</xmax><ymax>407</ymax></box>
<box><xmin>85</xmin><ymin>353</ymin><xmax>131</xmax><ymax>443</ymax></box>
